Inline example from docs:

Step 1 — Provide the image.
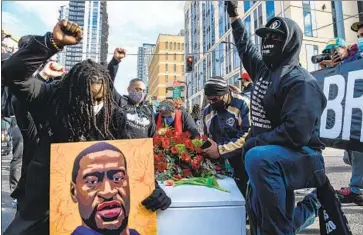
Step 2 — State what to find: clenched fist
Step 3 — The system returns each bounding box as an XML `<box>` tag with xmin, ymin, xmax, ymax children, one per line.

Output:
<box><xmin>39</xmin><ymin>61</ymin><xmax>65</xmax><ymax>80</ymax></box>
<box><xmin>225</xmin><ymin>1</ymin><xmax>239</xmax><ymax>17</ymax></box>
<box><xmin>114</xmin><ymin>48</ymin><xmax>126</xmax><ymax>62</ymax></box>
<box><xmin>52</xmin><ymin>19</ymin><xmax>83</xmax><ymax>48</ymax></box>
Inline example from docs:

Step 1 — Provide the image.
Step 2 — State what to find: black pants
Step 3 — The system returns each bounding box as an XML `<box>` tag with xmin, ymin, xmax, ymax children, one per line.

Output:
<box><xmin>9</xmin><ymin>122</ymin><xmax>23</xmax><ymax>196</ymax></box>
<box><xmin>228</xmin><ymin>153</ymin><xmax>249</xmax><ymax>198</ymax></box>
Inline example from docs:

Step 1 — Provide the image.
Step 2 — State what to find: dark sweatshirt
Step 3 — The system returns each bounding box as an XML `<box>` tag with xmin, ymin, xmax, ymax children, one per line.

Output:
<box><xmin>1</xmin><ymin>33</ymin><xmax>127</xmax><ymax>220</ymax></box>
<box><xmin>231</xmin><ymin>17</ymin><xmax>327</xmax><ymax>151</ymax></box>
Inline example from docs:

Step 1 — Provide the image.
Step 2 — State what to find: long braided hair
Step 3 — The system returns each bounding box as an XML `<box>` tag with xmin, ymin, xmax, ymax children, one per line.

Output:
<box><xmin>55</xmin><ymin>59</ymin><xmax>116</xmax><ymax>141</ymax></box>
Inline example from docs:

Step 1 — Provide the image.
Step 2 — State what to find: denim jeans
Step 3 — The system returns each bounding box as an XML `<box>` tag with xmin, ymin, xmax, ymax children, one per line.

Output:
<box><xmin>344</xmin><ymin>151</ymin><xmax>363</xmax><ymax>194</ymax></box>
<box><xmin>245</xmin><ymin>145</ymin><xmax>324</xmax><ymax>235</ymax></box>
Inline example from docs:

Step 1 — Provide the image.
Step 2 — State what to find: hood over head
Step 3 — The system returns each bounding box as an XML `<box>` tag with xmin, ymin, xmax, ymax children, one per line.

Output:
<box><xmin>257</xmin><ymin>17</ymin><xmax>303</xmax><ymax>70</ymax></box>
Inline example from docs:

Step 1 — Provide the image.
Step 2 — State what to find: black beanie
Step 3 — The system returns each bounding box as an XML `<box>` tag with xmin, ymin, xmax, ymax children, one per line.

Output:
<box><xmin>204</xmin><ymin>76</ymin><xmax>229</xmax><ymax>97</ymax></box>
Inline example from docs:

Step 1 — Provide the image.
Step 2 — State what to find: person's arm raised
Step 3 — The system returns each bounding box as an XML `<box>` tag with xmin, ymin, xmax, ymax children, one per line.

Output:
<box><xmin>1</xmin><ymin>19</ymin><xmax>82</xmax><ymax>106</ymax></box>
<box><xmin>226</xmin><ymin>1</ymin><xmax>265</xmax><ymax>82</ymax></box>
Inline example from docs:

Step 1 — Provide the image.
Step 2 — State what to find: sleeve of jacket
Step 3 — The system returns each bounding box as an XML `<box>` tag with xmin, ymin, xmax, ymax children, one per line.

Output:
<box><xmin>218</xmin><ymin>99</ymin><xmax>250</xmax><ymax>159</ymax></box>
<box><xmin>245</xmin><ymin>81</ymin><xmax>326</xmax><ymax>150</ymax></box>
<box><xmin>107</xmin><ymin>57</ymin><xmax>120</xmax><ymax>83</ymax></box>
<box><xmin>148</xmin><ymin>109</ymin><xmax>156</xmax><ymax>137</ymax></box>
<box><xmin>183</xmin><ymin>111</ymin><xmax>200</xmax><ymax>138</ymax></box>
<box><xmin>1</xmin><ymin>33</ymin><xmax>58</xmax><ymax>107</ymax></box>
<box><xmin>231</xmin><ymin>18</ymin><xmax>265</xmax><ymax>82</ymax></box>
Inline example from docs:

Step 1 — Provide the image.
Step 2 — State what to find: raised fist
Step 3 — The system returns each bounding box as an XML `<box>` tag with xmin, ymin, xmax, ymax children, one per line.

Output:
<box><xmin>52</xmin><ymin>19</ymin><xmax>83</xmax><ymax>48</ymax></box>
<box><xmin>225</xmin><ymin>1</ymin><xmax>239</xmax><ymax>17</ymax></box>
<box><xmin>114</xmin><ymin>48</ymin><xmax>126</xmax><ymax>62</ymax></box>
<box><xmin>39</xmin><ymin>61</ymin><xmax>65</xmax><ymax>80</ymax></box>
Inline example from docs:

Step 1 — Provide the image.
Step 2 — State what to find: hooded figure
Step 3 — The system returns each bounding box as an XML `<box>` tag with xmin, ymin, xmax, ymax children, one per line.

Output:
<box><xmin>226</xmin><ymin>1</ymin><xmax>332</xmax><ymax>234</ymax></box>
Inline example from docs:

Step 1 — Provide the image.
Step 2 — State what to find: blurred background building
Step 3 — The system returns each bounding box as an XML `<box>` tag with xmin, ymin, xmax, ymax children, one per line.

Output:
<box><xmin>137</xmin><ymin>43</ymin><xmax>156</xmax><ymax>88</ymax></box>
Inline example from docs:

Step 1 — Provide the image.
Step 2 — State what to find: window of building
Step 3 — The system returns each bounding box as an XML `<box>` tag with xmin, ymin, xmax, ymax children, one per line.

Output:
<box><xmin>244</xmin><ymin>1</ymin><xmax>252</xmax><ymax>13</ymax></box>
<box><xmin>305</xmin><ymin>44</ymin><xmax>319</xmax><ymax>72</ymax></box>
<box><xmin>170</xmin><ymin>42</ymin><xmax>172</xmax><ymax>50</ymax></box>
<box><xmin>266</xmin><ymin>1</ymin><xmax>275</xmax><ymax>22</ymax></box>
<box><xmin>254</xmin><ymin>5</ymin><xmax>263</xmax><ymax>50</ymax></box>
<box><xmin>174</xmin><ymin>75</ymin><xmax>177</xmax><ymax>81</ymax></box>
<box><xmin>331</xmin><ymin>1</ymin><xmax>338</xmax><ymax>38</ymax></box>
<box><xmin>174</xmin><ymin>42</ymin><xmax>176</xmax><ymax>51</ymax></box>
<box><xmin>166</xmin><ymin>53</ymin><xmax>168</xmax><ymax>60</ymax></box>
<box><xmin>178</xmin><ymin>43</ymin><xmax>180</xmax><ymax>50</ymax></box>
<box><xmin>182</xmin><ymin>65</ymin><xmax>184</xmax><ymax>72</ymax></box>
<box><xmin>166</xmin><ymin>63</ymin><xmax>168</xmax><ymax>71</ymax></box>
<box><xmin>166</xmin><ymin>42</ymin><xmax>168</xmax><ymax>49</ymax></box>
<box><xmin>302</xmin><ymin>1</ymin><xmax>316</xmax><ymax>37</ymax></box>
<box><xmin>244</xmin><ymin>15</ymin><xmax>251</xmax><ymax>36</ymax></box>
<box><xmin>174</xmin><ymin>64</ymin><xmax>176</xmax><ymax>72</ymax></box>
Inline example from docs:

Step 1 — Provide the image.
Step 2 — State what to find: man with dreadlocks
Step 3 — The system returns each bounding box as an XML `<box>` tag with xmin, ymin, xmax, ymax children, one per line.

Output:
<box><xmin>2</xmin><ymin>20</ymin><xmax>127</xmax><ymax>234</ymax></box>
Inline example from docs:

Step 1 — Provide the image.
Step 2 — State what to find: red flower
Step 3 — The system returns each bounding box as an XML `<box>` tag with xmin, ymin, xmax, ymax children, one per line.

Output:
<box><xmin>195</xmin><ymin>155</ymin><xmax>204</xmax><ymax>163</ymax></box>
<box><xmin>174</xmin><ymin>136</ymin><xmax>184</xmax><ymax>144</ymax></box>
<box><xmin>153</xmin><ymin>136</ymin><xmax>162</xmax><ymax>146</ymax></box>
<box><xmin>181</xmin><ymin>153</ymin><xmax>191</xmax><ymax>163</ymax></box>
<box><xmin>183</xmin><ymin>131</ymin><xmax>192</xmax><ymax>138</ymax></box>
<box><xmin>161</xmin><ymin>138</ymin><xmax>170</xmax><ymax>149</ymax></box>
<box><xmin>202</xmin><ymin>135</ymin><xmax>208</xmax><ymax>141</ymax></box>
<box><xmin>182</xmin><ymin>169</ymin><xmax>192</xmax><ymax>177</ymax></box>
<box><xmin>215</xmin><ymin>166</ymin><xmax>222</xmax><ymax>171</ymax></box>
<box><xmin>166</xmin><ymin>130</ymin><xmax>174</xmax><ymax>138</ymax></box>
<box><xmin>156</xmin><ymin>162</ymin><xmax>167</xmax><ymax>172</ymax></box>
<box><xmin>170</xmin><ymin>147</ymin><xmax>179</xmax><ymax>154</ymax></box>
<box><xmin>185</xmin><ymin>141</ymin><xmax>194</xmax><ymax>151</ymax></box>
<box><xmin>191</xmin><ymin>159</ymin><xmax>201</xmax><ymax>170</ymax></box>
<box><xmin>174</xmin><ymin>174</ymin><xmax>182</xmax><ymax>180</ymax></box>
<box><xmin>196</xmin><ymin>147</ymin><xmax>202</xmax><ymax>154</ymax></box>
<box><xmin>154</xmin><ymin>154</ymin><xmax>161</xmax><ymax>162</ymax></box>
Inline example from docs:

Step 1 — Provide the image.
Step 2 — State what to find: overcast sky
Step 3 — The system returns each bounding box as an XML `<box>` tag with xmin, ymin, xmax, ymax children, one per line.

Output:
<box><xmin>2</xmin><ymin>1</ymin><xmax>185</xmax><ymax>94</ymax></box>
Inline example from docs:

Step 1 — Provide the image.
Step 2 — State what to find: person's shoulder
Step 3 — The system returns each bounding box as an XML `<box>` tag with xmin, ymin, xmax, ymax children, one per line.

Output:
<box><xmin>231</xmin><ymin>92</ymin><xmax>250</xmax><ymax>109</ymax></box>
<box><xmin>129</xmin><ymin>228</ymin><xmax>141</xmax><ymax>235</ymax></box>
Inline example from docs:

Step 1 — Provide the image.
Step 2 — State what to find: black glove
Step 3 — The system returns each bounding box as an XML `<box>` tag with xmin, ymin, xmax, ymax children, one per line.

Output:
<box><xmin>225</xmin><ymin>1</ymin><xmax>239</xmax><ymax>17</ymax></box>
<box><xmin>141</xmin><ymin>181</ymin><xmax>171</xmax><ymax>212</ymax></box>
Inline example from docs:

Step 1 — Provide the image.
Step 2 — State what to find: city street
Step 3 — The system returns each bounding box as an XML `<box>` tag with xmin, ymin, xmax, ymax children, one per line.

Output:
<box><xmin>1</xmin><ymin>148</ymin><xmax>362</xmax><ymax>234</ymax></box>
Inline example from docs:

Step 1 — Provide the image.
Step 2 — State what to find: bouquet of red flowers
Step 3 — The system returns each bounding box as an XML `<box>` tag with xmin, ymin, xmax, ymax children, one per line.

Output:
<box><xmin>153</xmin><ymin>129</ymin><xmax>226</xmax><ymax>181</ymax></box>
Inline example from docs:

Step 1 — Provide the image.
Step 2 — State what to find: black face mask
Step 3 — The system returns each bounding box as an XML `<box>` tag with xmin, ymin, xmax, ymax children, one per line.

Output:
<box><xmin>262</xmin><ymin>38</ymin><xmax>284</xmax><ymax>70</ymax></box>
<box><xmin>211</xmin><ymin>100</ymin><xmax>226</xmax><ymax>112</ymax></box>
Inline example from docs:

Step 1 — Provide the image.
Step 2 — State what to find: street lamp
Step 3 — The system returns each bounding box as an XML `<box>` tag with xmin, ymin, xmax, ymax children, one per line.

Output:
<box><xmin>221</xmin><ymin>40</ymin><xmax>243</xmax><ymax>78</ymax></box>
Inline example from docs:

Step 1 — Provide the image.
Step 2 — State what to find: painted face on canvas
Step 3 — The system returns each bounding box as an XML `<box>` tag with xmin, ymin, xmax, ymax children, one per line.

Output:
<box><xmin>71</xmin><ymin>149</ymin><xmax>131</xmax><ymax>233</ymax></box>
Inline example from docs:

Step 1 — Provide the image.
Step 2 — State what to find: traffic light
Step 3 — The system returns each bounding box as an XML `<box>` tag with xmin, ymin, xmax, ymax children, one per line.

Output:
<box><xmin>186</xmin><ymin>56</ymin><xmax>194</xmax><ymax>72</ymax></box>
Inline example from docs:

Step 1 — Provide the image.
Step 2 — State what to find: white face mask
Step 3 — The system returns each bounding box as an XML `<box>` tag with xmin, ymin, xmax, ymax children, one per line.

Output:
<box><xmin>93</xmin><ymin>103</ymin><xmax>104</xmax><ymax>115</ymax></box>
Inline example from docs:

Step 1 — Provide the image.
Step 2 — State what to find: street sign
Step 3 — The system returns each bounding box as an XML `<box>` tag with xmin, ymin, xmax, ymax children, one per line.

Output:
<box><xmin>172</xmin><ymin>86</ymin><xmax>182</xmax><ymax>99</ymax></box>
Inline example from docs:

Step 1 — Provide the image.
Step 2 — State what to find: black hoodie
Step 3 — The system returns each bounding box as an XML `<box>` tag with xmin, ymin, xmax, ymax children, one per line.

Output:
<box><xmin>231</xmin><ymin>17</ymin><xmax>327</xmax><ymax>151</ymax></box>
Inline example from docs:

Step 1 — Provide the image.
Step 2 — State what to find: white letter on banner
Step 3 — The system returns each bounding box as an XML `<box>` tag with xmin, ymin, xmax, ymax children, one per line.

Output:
<box><xmin>320</xmin><ymin>75</ymin><xmax>345</xmax><ymax>139</ymax></box>
<box><xmin>342</xmin><ymin>70</ymin><xmax>363</xmax><ymax>142</ymax></box>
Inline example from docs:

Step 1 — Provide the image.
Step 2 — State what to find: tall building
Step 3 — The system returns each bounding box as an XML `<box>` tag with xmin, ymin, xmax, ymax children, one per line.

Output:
<box><xmin>148</xmin><ymin>34</ymin><xmax>185</xmax><ymax>101</ymax></box>
<box><xmin>62</xmin><ymin>1</ymin><xmax>109</xmax><ymax>70</ymax></box>
<box><xmin>137</xmin><ymin>43</ymin><xmax>156</xmax><ymax>85</ymax></box>
<box><xmin>184</xmin><ymin>1</ymin><xmax>360</xmax><ymax>107</ymax></box>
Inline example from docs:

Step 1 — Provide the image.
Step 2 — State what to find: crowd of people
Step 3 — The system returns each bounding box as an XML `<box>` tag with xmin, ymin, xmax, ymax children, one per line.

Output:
<box><xmin>1</xmin><ymin>1</ymin><xmax>362</xmax><ymax>234</ymax></box>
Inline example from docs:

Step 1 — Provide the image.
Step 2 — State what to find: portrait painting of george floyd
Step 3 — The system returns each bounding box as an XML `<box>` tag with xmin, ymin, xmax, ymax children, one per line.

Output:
<box><xmin>50</xmin><ymin>139</ymin><xmax>156</xmax><ymax>235</ymax></box>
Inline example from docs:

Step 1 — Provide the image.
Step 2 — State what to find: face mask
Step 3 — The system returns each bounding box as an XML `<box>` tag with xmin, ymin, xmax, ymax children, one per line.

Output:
<box><xmin>357</xmin><ymin>38</ymin><xmax>363</xmax><ymax>52</ymax></box>
<box><xmin>93</xmin><ymin>103</ymin><xmax>103</xmax><ymax>115</ymax></box>
<box><xmin>163</xmin><ymin>116</ymin><xmax>174</xmax><ymax>126</ymax></box>
<box><xmin>211</xmin><ymin>100</ymin><xmax>226</xmax><ymax>112</ymax></box>
<box><xmin>128</xmin><ymin>89</ymin><xmax>145</xmax><ymax>104</ymax></box>
<box><xmin>262</xmin><ymin>38</ymin><xmax>284</xmax><ymax>69</ymax></box>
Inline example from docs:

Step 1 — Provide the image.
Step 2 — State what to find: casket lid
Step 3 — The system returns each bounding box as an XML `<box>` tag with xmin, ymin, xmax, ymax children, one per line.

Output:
<box><xmin>159</xmin><ymin>177</ymin><xmax>245</xmax><ymax>208</ymax></box>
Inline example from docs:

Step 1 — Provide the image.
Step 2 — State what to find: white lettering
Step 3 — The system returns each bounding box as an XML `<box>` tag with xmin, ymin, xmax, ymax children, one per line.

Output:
<box><xmin>320</xmin><ymin>75</ymin><xmax>345</xmax><ymax>139</ymax></box>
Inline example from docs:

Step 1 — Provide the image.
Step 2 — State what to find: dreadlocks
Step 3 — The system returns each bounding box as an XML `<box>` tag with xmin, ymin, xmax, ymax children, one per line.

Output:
<box><xmin>55</xmin><ymin>59</ymin><xmax>116</xmax><ymax>141</ymax></box>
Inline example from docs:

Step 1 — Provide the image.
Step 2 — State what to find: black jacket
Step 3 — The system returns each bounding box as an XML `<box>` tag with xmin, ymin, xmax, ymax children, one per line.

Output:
<box><xmin>232</xmin><ymin>17</ymin><xmax>327</xmax><ymax>151</ymax></box>
<box><xmin>119</xmin><ymin>95</ymin><xmax>156</xmax><ymax>139</ymax></box>
<box><xmin>1</xmin><ymin>33</ymin><xmax>127</xmax><ymax>220</ymax></box>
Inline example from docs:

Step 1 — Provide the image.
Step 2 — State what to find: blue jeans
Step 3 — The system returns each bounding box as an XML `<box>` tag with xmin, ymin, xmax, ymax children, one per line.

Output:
<box><xmin>245</xmin><ymin>145</ymin><xmax>324</xmax><ymax>235</ymax></box>
<box><xmin>343</xmin><ymin>151</ymin><xmax>363</xmax><ymax>194</ymax></box>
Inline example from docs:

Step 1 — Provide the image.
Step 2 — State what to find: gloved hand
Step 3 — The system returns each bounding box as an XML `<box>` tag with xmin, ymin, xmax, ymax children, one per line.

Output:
<box><xmin>141</xmin><ymin>181</ymin><xmax>171</xmax><ymax>212</ymax></box>
<box><xmin>225</xmin><ymin>1</ymin><xmax>239</xmax><ymax>17</ymax></box>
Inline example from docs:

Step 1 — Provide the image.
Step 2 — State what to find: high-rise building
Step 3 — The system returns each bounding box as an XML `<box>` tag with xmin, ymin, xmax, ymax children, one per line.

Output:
<box><xmin>62</xmin><ymin>1</ymin><xmax>109</xmax><ymax>71</ymax></box>
<box><xmin>184</xmin><ymin>1</ymin><xmax>359</xmax><ymax>107</ymax></box>
<box><xmin>137</xmin><ymin>43</ymin><xmax>156</xmax><ymax>85</ymax></box>
<box><xmin>148</xmin><ymin>34</ymin><xmax>185</xmax><ymax>101</ymax></box>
